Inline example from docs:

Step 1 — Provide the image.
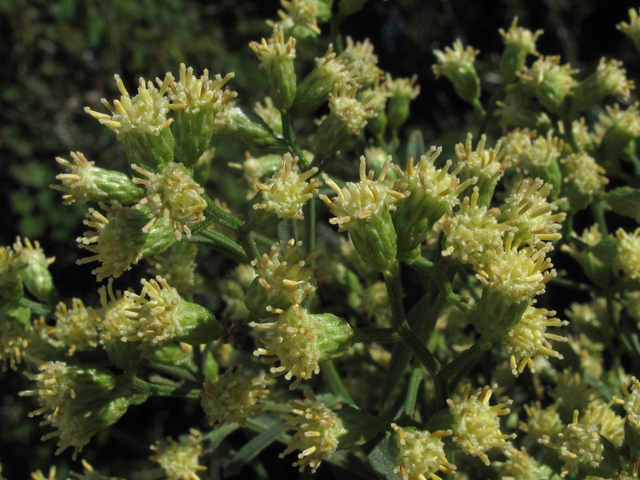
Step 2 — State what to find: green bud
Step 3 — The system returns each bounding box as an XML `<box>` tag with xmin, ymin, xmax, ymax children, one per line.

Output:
<box><xmin>13</xmin><ymin>238</ymin><xmax>57</xmax><ymax>304</ymax></box>
<box><xmin>85</xmin><ymin>74</ymin><xmax>175</xmax><ymax>172</ymax></box>
<box><xmin>433</xmin><ymin>40</ymin><xmax>481</xmax><ymax>105</ymax></box>
<box><xmin>385</xmin><ymin>74</ymin><xmax>420</xmax><ymax>131</ymax></box>
<box><xmin>499</xmin><ymin>18</ymin><xmax>543</xmax><ymax>84</ymax></box>
<box><xmin>51</xmin><ymin>152</ymin><xmax>146</xmax><ymax>205</ymax></box>
<box><xmin>169</xmin><ymin>65</ymin><xmax>237</xmax><ymax>167</ymax></box>
<box><xmin>317</xmin><ymin>0</ymin><xmax>333</xmax><ymax>22</ymax></box>
<box><xmin>250</xmin><ymin>25</ymin><xmax>297</xmax><ymax>111</ymax></box>
<box><xmin>215</xmin><ymin>104</ymin><xmax>284</xmax><ymax>149</ymax></box>
<box><xmin>314</xmin><ymin>86</ymin><xmax>377</xmax><ymax>161</ymax></box>
<box><xmin>571</xmin><ymin>58</ymin><xmax>633</xmax><ymax>116</ymax></box>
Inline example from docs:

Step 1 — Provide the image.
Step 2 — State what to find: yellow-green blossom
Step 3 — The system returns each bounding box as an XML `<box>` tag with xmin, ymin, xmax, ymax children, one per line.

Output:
<box><xmin>433</xmin><ymin>40</ymin><xmax>481</xmax><ymax>104</ymax></box>
<box><xmin>343</xmin><ymin>36</ymin><xmax>383</xmax><ymax>87</ymax></box>
<box><xmin>455</xmin><ymin>133</ymin><xmax>510</xmax><ymax>200</ymax></box>
<box><xmin>617</xmin><ymin>8</ymin><xmax>640</xmax><ymax>52</ymax></box>
<box><xmin>615</xmin><ymin>227</ymin><xmax>640</xmax><ymax>280</ymax></box>
<box><xmin>52</xmin><ymin>299</ymin><xmax>99</xmax><ymax>355</ymax></box>
<box><xmin>150</xmin><ymin>429</ymin><xmax>206</xmax><ymax>480</ymax></box>
<box><xmin>390</xmin><ymin>423</ymin><xmax>456</xmax><ymax>480</ymax></box>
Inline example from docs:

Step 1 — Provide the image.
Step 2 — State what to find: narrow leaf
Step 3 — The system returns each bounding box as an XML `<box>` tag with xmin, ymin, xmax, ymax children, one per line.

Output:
<box><xmin>223</xmin><ymin>428</ymin><xmax>282</xmax><ymax>478</ymax></box>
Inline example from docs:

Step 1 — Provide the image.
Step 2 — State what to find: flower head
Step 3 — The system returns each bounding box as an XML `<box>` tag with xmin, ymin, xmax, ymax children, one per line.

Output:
<box><xmin>132</xmin><ymin>162</ymin><xmax>206</xmax><ymax>240</ymax></box>
<box><xmin>495</xmin><ymin>446</ymin><xmax>553</xmax><ymax>480</ymax></box>
<box><xmin>280</xmin><ymin>391</ymin><xmax>343</xmax><ymax>472</ymax></box>
<box><xmin>253</xmin><ymin>153</ymin><xmax>320</xmax><ymax>224</ymax></box>
<box><xmin>52</xmin><ymin>299</ymin><xmax>99</xmax><ymax>355</ymax></box>
<box><xmin>455</xmin><ymin>133</ymin><xmax>510</xmax><ymax>197</ymax></box>
<box><xmin>12</xmin><ymin>237</ymin><xmax>56</xmax><ymax>304</ymax></box>
<box><xmin>518</xmin><ymin>55</ymin><xmax>578</xmax><ymax>112</ymax></box>
<box><xmin>433</xmin><ymin>40</ymin><xmax>481</xmax><ymax>104</ymax></box>
<box><xmin>254</xmin><ymin>97</ymin><xmax>283</xmax><ymax>134</ymax></box>
<box><xmin>520</xmin><ymin>401</ymin><xmax>563</xmax><ymax>446</ymax></box>
<box><xmin>502</xmin><ymin>304</ymin><xmax>568</xmax><ymax>376</ymax></box>
<box><xmin>572</xmin><ymin>58</ymin><xmax>634</xmax><ymax>114</ymax></box>
<box><xmin>251</xmin><ymin>304</ymin><xmax>353</xmax><ymax>389</ymax></box>
<box><xmin>343</xmin><ymin>37</ymin><xmax>383</xmax><ymax>87</ymax></box>
<box><xmin>442</xmin><ymin>187</ymin><xmax>510</xmax><ymax>265</ymax></box>
<box><xmin>147</xmin><ymin>243</ymin><xmax>199</xmax><ymax>295</ymax></box>
<box><xmin>615</xmin><ymin>227</ymin><xmax>640</xmax><ymax>280</ymax></box>
<box><xmin>390</xmin><ymin>423</ymin><xmax>456</xmax><ymax>480</ymax></box>
<box><xmin>0</xmin><ymin>307</ymin><xmax>30</xmax><ymax>371</ymax></box>
<box><xmin>613</xmin><ymin>376</ymin><xmax>640</xmax><ymax>428</ymax></box>
<box><xmin>583</xmin><ymin>402</ymin><xmax>625</xmax><ymax>448</ymax></box>
<box><xmin>150</xmin><ymin>429</ymin><xmax>206</xmax><ymax>480</ymax></box>
<box><xmin>561</xmin><ymin>152</ymin><xmax>608</xmax><ymax>210</ymax></box>
<box><xmin>617</xmin><ymin>8</ymin><xmax>640</xmax><ymax>53</ymax></box>
<box><xmin>0</xmin><ymin>245</ymin><xmax>27</xmax><ymax>290</ymax></box>
<box><xmin>447</xmin><ymin>384</ymin><xmax>515</xmax><ymax>465</ymax></box>
<box><xmin>200</xmin><ymin>366</ymin><xmax>269</xmax><ymax>427</ymax></box>
<box><xmin>270</xmin><ymin>0</ymin><xmax>322</xmax><ymax>34</ymax></box>
<box><xmin>328</xmin><ymin>85</ymin><xmax>377</xmax><ymax>135</ymax></box>
<box><xmin>168</xmin><ymin>63</ymin><xmax>236</xmax><ymax>114</ymax></box>
<box><xmin>498</xmin><ymin>177</ymin><xmax>566</xmax><ymax>247</ymax></box>
<box><xmin>499</xmin><ymin>17</ymin><xmax>543</xmax><ymax>55</ymax></box>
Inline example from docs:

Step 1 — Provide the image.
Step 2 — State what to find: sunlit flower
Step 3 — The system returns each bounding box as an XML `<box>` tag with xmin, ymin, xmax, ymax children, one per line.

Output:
<box><xmin>561</xmin><ymin>152</ymin><xmax>608</xmax><ymax>196</ymax></box>
<box><xmin>583</xmin><ymin>401</ymin><xmax>625</xmax><ymax>447</ymax></box>
<box><xmin>615</xmin><ymin>227</ymin><xmax>640</xmax><ymax>280</ymax></box>
<box><xmin>433</xmin><ymin>40</ymin><xmax>481</xmax><ymax>104</ymax></box>
<box><xmin>495</xmin><ymin>446</ymin><xmax>553</xmax><ymax>480</ymax></box>
<box><xmin>150</xmin><ymin>429</ymin><xmax>206</xmax><ymax>480</ymax></box>
<box><xmin>168</xmin><ymin>63</ymin><xmax>236</xmax><ymax>114</ymax></box>
<box><xmin>390</xmin><ymin>423</ymin><xmax>456</xmax><ymax>480</ymax></box>
<box><xmin>518</xmin><ymin>55</ymin><xmax>578</xmax><ymax>112</ymax></box>
<box><xmin>455</xmin><ymin>133</ymin><xmax>510</xmax><ymax>195</ymax></box>
<box><xmin>52</xmin><ymin>299</ymin><xmax>99</xmax><ymax>355</ymax></box>
<box><xmin>343</xmin><ymin>36</ymin><xmax>383</xmax><ymax>87</ymax></box>
<box><xmin>270</xmin><ymin>0</ymin><xmax>322</xmax><ymax>34</ymax></box>
<box><xmin>520</xmin><ymin>401</ymin><xmax>563</xmax><ymax>446</ymax></box>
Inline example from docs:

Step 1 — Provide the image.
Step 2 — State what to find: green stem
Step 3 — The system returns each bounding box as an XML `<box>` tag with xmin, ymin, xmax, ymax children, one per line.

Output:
<box><xmin>562</xmin><ymin>114</ymin><xmax>581</xmax><ymax>153</ymax></box>
<box><xmin>472</xmin><ymin>100</ymin><xmax>487</xmax><ymax>122</ymax></box>
<box><xmin>404</xmin><ymin>365</ymin><xmax>422</xmax><ymax>418</ymax></box>
<box><xmin>191</xmin><ymin>229</ymin><xmax>249</xmax><ymax>263</ymax></box>
<box><xmin>408</xmin><ymin>256</ymin><xmax>435</xmax><ymax>277</ymax></box>
<box><xmin>320</xmin><ymin>359</ymin><xmax>356</xmax><ymax>406</ymax></box>
<box><xmin>354</xmin><ymin>327</ymin><xmax>402</xmax><ymax>343</ymax></box>
<box><xmin>434</xmin><ymin>260</ymin><xmax>472</xmax><ymax>315</ymax></box>
<box><xmin>549</xmin><ymin>277</ymin><xmax>597</xmax><ymax>293</ymax></box>
<box><xmin>591</xmin><ymin>201</ymin><xmax>608</xmax><ymax>237</ymax></box>
<box><xmin>398</xmin><ymin>323</ymin><xmax>441</xmax><ymax>380</ymax></box>
<box><xmin>437</xmin><ymin>338</ymin><xmax>491</xmax><ymax>397</ymax></box>
<box><xmin>18</xmin><ymin>297</ymin><xmax>51</xmax><ymax>316</ymax></box>
<box><xmin>239</xmin><ymin>223</ymin><xmax>261</xmax><ymax>261</ymax></box>
<box><xmin>130</xmin><ymin>376</ymin><xmax>202</xmax><ymax>399</ymax></box>
<box><xmin>281</xmin><ymin>112</ymin><xmax>309</xmax><ymax>170</ymax></box>
<box><xmin>198</xmin><ymin>193</ymin><xmax>243</xmax><ymax>233</ymax></box>
<box><xmin>476</xmin><ymin>88</ymin><xmax>505</xmax><ymax>136</ymax></box>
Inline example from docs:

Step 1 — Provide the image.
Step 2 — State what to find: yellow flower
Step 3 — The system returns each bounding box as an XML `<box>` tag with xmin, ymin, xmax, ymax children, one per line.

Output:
<box><xmin>200</xmin><ymin>366</ymin><xmax>269</xmax><ymax>427</ymax></box>
<box><xmin>168</xmin><ymin>63</ymin><xmax>236</xmax><ymax>114</ymax></box>
<box><xmin>52</xmin><ymin>299</ymin><xmax>99</xmax><ymax>355</ymax></box>
<box><xmin>447</xmin><ymin>384</ymin><xmax>515</xmax><ymax>465</ymax></box>
<box><xmin>613</xmin><ymin>376</ymin><xmax>640</xmax><ymax>428</ymax></box>
<box><xmin>562</xmin><ymin>152</ymin><xmax>608</xmax><ymax>196</ymax></box>
<box><xmin>343</xmin><ymin>36</ymin><xmax>383</xmax><ymax>87</ymax></box>
<box><xmin>615</xmin><ymin>227</ymin><xmax>640</xmax><ymax>280</ymax></box>
<box><xmin>432</xmin><ymin>40</ymin><xmax>481</xmax><ymax>104</ymax></box>
<box><xmin>520</xmin><ymin>401</ymin><xmax>563</xmax><ymax>445</ymax></box>
<box><xmin>270</xmin><ymin>0</ymin><xmax>322</xmax><ymax>34</ymax></box>
<box><xmin>150</xmin><ymin>429</ymin><xmax>206</xmax><ymax>480</ymax></box>
<box><xmin>390</xmin><ymin>423</ymin><xmax>456</xmax><ymax>480</ymax></box>
<box><xmin>495</xmin><ymin>446</ymin><xmax>553</xmax><ymax>480</ymax></box>
<box><xmin>455</xmin><ymin>133</ymin><xmax>510</xmax><ymax>197</ymax></box>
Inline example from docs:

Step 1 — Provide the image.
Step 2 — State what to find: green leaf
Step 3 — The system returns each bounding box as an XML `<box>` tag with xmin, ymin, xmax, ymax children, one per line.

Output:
<box><xmin>601</xmin><ymin>187</ymin><xmax>640</xmax><ymax>222</ymax></box>
<box><xmin>223</xmin><ymin>428</ymin><xmax>282</xmax><ymax>478</ymax></box>
<box><xmin>364</xmin><ymin>431</ymin><xmax>402</xmax><ymax>480</ymax></box>
<box><xmin>591</xmin><ymin>237</ymin><xmax>619</xmax><ymax>265</ymax></box>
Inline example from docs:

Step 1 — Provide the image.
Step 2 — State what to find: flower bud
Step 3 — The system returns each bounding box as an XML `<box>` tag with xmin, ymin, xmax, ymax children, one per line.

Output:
<box><xmin>200</xmin><ymin>366</ymin><xmax>269</xmax><ymax>427</ymax></box>
<box><xmin>51</xmin><ymin>152</ymin><xmax>145</xmax><ymax>205</ymax></box>
<box><xmin>571</xmin><ymin>58</ymin><xmax>634</xmax><ymax>115</ymax></box>
<box><xmin>516</xmin><ymin>55</ymin><xmax>578</xmax><ymax>113</ymax></box>
<box><xmin>76</xmin><ymin>200</ymin><xmax>177</xmax><ymax>281</ymax></box>
<box><xmin>215</xmin><ymin>104</ymin><xmax>284</xmax><ymax>148</ymax></box>
<box><xmin>132</xmin><ymin>161</ymin><xmax>207</xmax><ymax>240</ymax></box>
<box><xmin>561</xmin><ymin>151</ymin><xmax>608</xmax><ymax>212</ymax></box>
<box><xmin>393</xmin><ymin>147</ymin><xmax>476</xmax><ymax>260</ymax></box>
<box><xmin>0</xmin><ymin>303</ymin><xmax>31</xmax><ymax>371</ymax></box>
<box><xmin>251</xmin><ymin>153</ymin><xmax>320</xmax><ymax>227</ymax></box>
<box><xmin>447</xmin><ymin>384</ymin><xmax>515</xmax><ymax>465</ymax></box>
<box><xmin>85</xmin><ymin>74</ymin><xmax>174</xmax><ymax>171</ymax></box>
<box><xmin>455</xmin><ymin>133</ymin><xmax>510</xmax><ymax>205</ymax></box>
<box><xmin>385</xmin><ymin>74</ymin><xmax>420</xmax><ymax>131</ymax></box>
<box><xmin>389</xmin><ymin>424</ymin><xmax>456</xmax><ymax>480</ymax></box>
<box><xmin>280</xmin><ymin>390</ymin><xmax>382</xmax><ymax>472</ymax></box>
<box><xmin>314</xmin><ymin>85</ymin><xmax>377</xmax><ymax>161</ymax></box>
<box><xmin>617</xmin><ymin>8</ymin><xmax>640</xmax><ymax>54</ymax></box>
<box><xmin>321</xmin><ymin>157</ymin><xmax>407</xmax><ymax>272</ymax></box>
<box><xmin>150</xmin><ymin>429</ymin><xmax>206</xmax><ymax>480</ymax></box>
<box><xmin>499</xmin><ymin>18</ymin><xmax>543</xmax><ymax>84</ymax></box>
<box><xmin>292</xmin><ymin>44</ymin><xmax>363</xmax><ymax>115</ymax></box>
<box><xmin>13</xmin><ymin>237</ymin><xmax>57</xmax><ymax>304</ymax></box>
<box><xmin>126</xmin><ymin>276</ymin><xmax>222</xmax><ymax>349</ymax></box>
<box><xmin>252</xmin><ymin>305</ymin><xmax>354</xmax><ymax>389</ymax></box>
<box><xmin>168</xmin><ymin>64</ymin><xmax>237</xmax><ymax>167</ymax></box>
<box><xmin>52</xmin><ymin>299</ymin><xmax>99</xmax><ymax>355</ymax></box>
<box><xmin>433</xmin><ymin>40</ymin><xmax>481</xmax><ymax>105</ymax></box>
<box><xmin>245</xmin><ymin>239</ymin><xmax>318</xmax><ymax>318</ymax></box>
<box><xmin>250</xmin><ymin>25</ymin><xmax>297</xmax><ymax>111</ymax></box>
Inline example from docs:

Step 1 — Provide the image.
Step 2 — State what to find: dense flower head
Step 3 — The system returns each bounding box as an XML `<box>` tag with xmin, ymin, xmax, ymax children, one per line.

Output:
<box><xmin>455</xmin><ymin>133</ymin><xmax>511</xmax><ymax>186</ymax></box>
<box><xmin>518</xmin><ymin>55</ymin><xmax>578</xmax><ymax>95</ymax></box>
<box><xmin>432</xmin><ymin>39</ymin><xmax>479</xmax><ymax>79</ymax></box>
<box><xmin>327</xmin><ymin>84</ymin><xmax>378</xmax><ymax>134</ymax></box>
<box><xmin>343</xmin><ymin>36</ymin><xmax>383</xmax><ymax>87</ymax></box>
<box><xmin>251</xmin><ymin>238</ymin><xmax>318</xmax><ymax>307</ymax></box>
<box><xmin>250</xmin><ymin>23</ymin><xmax>297</xmax><ymax>66</ymax></box>
<box><xmin>475</xmin><ymin>233</ymin><xmax>556</xmax><ymax>303</ymax></box>
<box><xmin>593</xmin><ymin>102</ymin><xmax>640</xmax><ymax>151</ymax></box>
<box><xmin>508</xmin><ymin>130</ymin><xmax>564</xmax><ymax>172</ymax></box>
<box><xmin>321</xmin><ymin>156</ymin><xmax>407</xmax><ymax>231</ymax></box>
<box><xmin>614</xmin><ymin>376</ymin><xmax>640</xmax><ymax>427</ymax></box>
<box><xmin>385</xmin><ymin>73</ymin><xmax>420</xmax><ymax>100</ymax></box>
<box><xmin>500</xmin><ymin>128</ymin><xmax>536</xmax><ymax>157</ymax></box>
<box><xmin>125</xmin><ymin>276</ymin><xmax>186</xmax><ymax>348</ymax></box>
<box><xmin>0</xmin><ymin>245</ymin><xmax>27</xmax><ymax>285</ymax></box>
<box><xmin>498</xmin><ymin>177</ymin><xmax>566</xmax><ymax>247</ymax></box>
<box><xmin>571</xmin><ymin>118</ymin><xmax>596</xmax><ymax>151</ymax></box>
<box><xmin>200</xmin><ymin>366</ymin><xmax>269</xmax><ymax>427</ymax></box>
<box><xmin>390</xmin><ymin>423</ymin><xmax>456</xmax><ymax>480</ymax></box>
<box><xmin>251</xmin><ymin>304</ymin><xmax>323</xmax><ymax>389</ymax></box>
<box><xmin>270</xmin><ymin>0</ymin><xmax>322</xmax><ymax>34</ymax></box>
<box><xmin>442</xmin><ymin>187</ymin><xmax>510</xmax><ymax>265</ymax></box>
<box><xmin>539</xmin><ymin>410</ymin><xmax>605</xmax><ymax>477</ymax></box>
<box><xmin>561</xmin><ymin>151</ymin><xmax>608</xmax><ymax>196</ymax></box>
<box><xmin>617</xmin><ymin>8</ymin><xmax>640</xmax><ymax>50</ymax></box>
<box><xmin>53</xmin><ymin>299</ymin><xmax>99</xmax><ymax>355</ymax></box>
<box><xmin>85</xmin><ymin>74</ymin><xmax>173</xmax><ymax>135</ymax></box>
<box><xmin>132</xmin><ymin>162</ymin><xmax>206</xmax><ymax>240</ymax></box>
<box><xmin>520</xmin><ymin>401</ymin><xmax>563</xmax><ymax>445</ymax></box>
<box><xmin>447</xmin><ymin>384</ymin><xmax>515</xmax><ymax>465</ymax></box>
<box><xmin>12</xmin><ymin>236</ymin><xmax>56</xmax><ymax>303</ymax></box>
<box><xmin>76</xmin><ymin>200</ymin><xmax>142</xmax><ymax>281</ymax></box>
<box><xmin>593</xmin><ymin>57</ymin><xmax>634</xmax><ymax>100</ymax></box>
<box><xmin>0</xmin><ymin>314</ymin><xmax>29</xmax><ymax>371</ymax></box>
<box><xmin>583</xmin><ymin>401</ymin><xmax>625</xmax><ymax>447</ymax></box>
<box><xmin>495</xmin><ymin>446</ymin><xmax>553</xmax><ymax>480</ymax></box>
<box><xmin>499</xmin><ymin>17</ymin><xmax>543</xmax><ymax>54</ymax></box>
<box><xmin>280</xmin><ymin>391</ymin><xmax>344</xmax><ymax>472</ymax></box>
<box><xmin>615</xmin><ymin>227</ymin><xmax>640</xmax><ymax>280</ymax></box>
<box><xmin>317</xmin><ymin>44</ymin><xmax>368</xmax><ymax>87</ymax></box>
<box><xmin>253</xmin><ymin>153</ymin><xmax>320</xmax><ymax>221</ymax></box>
<box><xmin>150</xmin><ymin>429</ymin><xmax>206</xmax><ymax>480</ymax></box>
<box><xmin>96</xmin><ymin>278</ymin><xmax>139</xmax><ymax>343</ymax></box>
<box><xmin>147</xmin><ymin>243</ymin><xmax>199</xmax><ymax>295</ymax></box>
<box><xmin>168</xmin><ymin>63</ymin><xmax>236</xmax><ymax>114</ymax></box>
<box><xmin>502</xmin><ymin>304</ymin><xmax>568</xmax><ymax>376</ymax></box>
